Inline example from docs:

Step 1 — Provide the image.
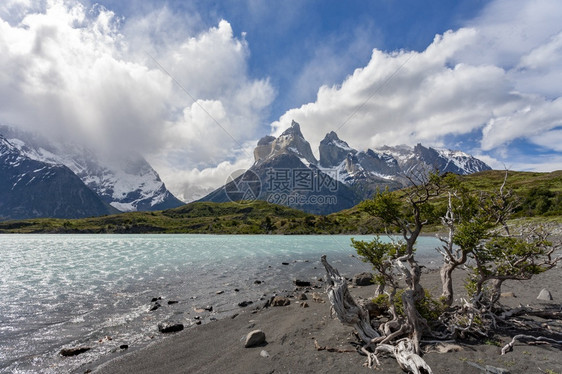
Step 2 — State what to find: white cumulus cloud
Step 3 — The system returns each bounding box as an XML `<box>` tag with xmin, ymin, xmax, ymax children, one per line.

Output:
<box><xmin>0</xmin><ymin>0</ymin><xmax>274</xmax><ymax>201</ymax></box>
<box><xmin>270</xmin><ymin>0</ymin><xmax>562</xmax><ymax>172</ymax></box>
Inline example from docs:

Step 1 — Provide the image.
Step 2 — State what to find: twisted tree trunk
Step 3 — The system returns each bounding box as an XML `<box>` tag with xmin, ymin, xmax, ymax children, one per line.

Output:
<box><xmin>321</xmin><ymin>255</ymin><xmax>432</xmax><ymax>373</ymax></box>
<box><xmin>440</xmin><ymin>262</ymin><xmax>455</xmax><ymax>307</ymax></box>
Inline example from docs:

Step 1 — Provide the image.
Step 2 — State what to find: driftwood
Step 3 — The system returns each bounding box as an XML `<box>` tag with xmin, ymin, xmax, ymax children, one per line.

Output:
<box><xmin>501</xmin><ymin>334</ymin><xmax>562</xmax><ymax>355</ymax></box>
<box><xmin>321</xmin><ymin>255</ymin><xmax>432</xmax><ymax>373</ymax></box>
<box><xmin>376</xmin><ymin>340</ymin><xmax>433</xmax><ymax>374</ymax></box>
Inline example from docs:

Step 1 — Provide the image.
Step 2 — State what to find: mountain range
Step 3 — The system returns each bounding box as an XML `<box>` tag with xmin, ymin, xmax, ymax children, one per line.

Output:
<box><xmin>0</xmin><ymin>121</ymin><xmax>491</xmax><ymax>219</ymax></box>
<box><xmin>200</xmin><ymin>120</ymin><xmax>491</xmax><ymax>214</ymax></box>
<box><xmin>0</xmin><ymin>126</ymin><xmax>183</xmax><ymax>220</ymax></box>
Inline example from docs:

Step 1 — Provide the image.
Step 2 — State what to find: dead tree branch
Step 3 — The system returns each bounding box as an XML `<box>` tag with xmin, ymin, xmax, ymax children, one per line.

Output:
<box><xmin>501</xmin><ymin>334</ymin><xmax>562</xmax><ymax>355</ymax></box>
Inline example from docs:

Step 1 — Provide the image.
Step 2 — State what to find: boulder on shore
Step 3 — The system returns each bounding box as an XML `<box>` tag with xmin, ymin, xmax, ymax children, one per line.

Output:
<box><xmin>158</xmin><ymin>322</ymin><xmax>184</xmax><ymax>333</ymax></box>
<box><xmin>149</xmin><ymin>302</ymin><xmax>161</xmax><ymax>311</ymax></box>
<box><xmin>294</xmin><ymin>279</ymin><xmax>311</xmax><ymax>287</ymax></box>
<box><xmin>352</xmin><ymin>272</ymin><xmax>373</xmax><ymax>286</ymax></box>
<box><xmin>245</xmin><ymin>329</ymin><xmax>266</xmax><ymax>348</ymax></box>
<box><xmin>60</xmin><ymin>347</ymin><xmax>91</xmax><ymax>357</ymax></box>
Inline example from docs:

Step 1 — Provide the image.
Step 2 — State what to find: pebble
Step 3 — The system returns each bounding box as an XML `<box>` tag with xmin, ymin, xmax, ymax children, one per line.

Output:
<box><xmin>60</xmin><ymin>347</ymin><xmax>91</xmax><ymax>357</ymax></box>
<box><xmin>149</xmin><ymin>303</ymin><xmax>161</xmax><ymax>311</ymax></box>
<box><xmin>537</xmin><ymin>288</ymin><xmax>553</xmax><ymax>301</ymax></box>
<box><xmin>272</xmin><ymin>296</ymin><xmax>290</xmax><ymax>306</ymax></box>
<box><xmin>158</xmin><ymin>322</ymin><xmax>184</xmax><ymax>333</ymax></box>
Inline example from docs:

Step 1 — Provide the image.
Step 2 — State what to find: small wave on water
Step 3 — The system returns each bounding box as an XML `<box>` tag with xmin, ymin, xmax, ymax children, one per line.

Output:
<box><xmin>0</xmin><ymin>234</ymin><xmax>441</xmax><ymax>374</ymax></box>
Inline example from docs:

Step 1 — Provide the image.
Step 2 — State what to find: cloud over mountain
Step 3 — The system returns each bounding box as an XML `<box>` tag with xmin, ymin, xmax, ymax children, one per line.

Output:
<box><xmin>0</xmin><ymin>0</ymin><xmax>560</xmax><ymax>204</ymax></box>
<box><xmin>0</xmin><ymin>0</ymin><xmax>274</xmax><ymax>201</ymax></box>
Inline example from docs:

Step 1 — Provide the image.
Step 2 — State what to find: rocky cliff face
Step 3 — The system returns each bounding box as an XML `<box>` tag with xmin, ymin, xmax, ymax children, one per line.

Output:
<box><xmin>202</xmin><ymin>151</ymin><xmax>358</xmax><ymax>215</ymax></box>
<box><xmin>254</xmin><ymin>135</ymin><xmax>276</xmax><ymax>163</ymax></box>
<box><xmin>254</xmin><ymin>121</ymin><xmax>317</xmax><ymax>166</ymax></box>
<box><xmin>318</xmin><ymin>131</ymin><xmax>355</xmax><ymax>168</ymax></box>
<box><xmin>202</xmin><ymin>121</ymin><xmax>358</xmax><ymax>214</ymax></box>
<box><xmin>202</xmin><ymin>120</ymin><xmax>492</xmax><ymax>214</ymax></box>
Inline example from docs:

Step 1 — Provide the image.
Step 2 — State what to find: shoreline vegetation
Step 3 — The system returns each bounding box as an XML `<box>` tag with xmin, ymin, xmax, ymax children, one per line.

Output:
<box><xmin>0</xmin><ymin>170</ymin><xmax>561</xmax><ymax>235</ymax></box>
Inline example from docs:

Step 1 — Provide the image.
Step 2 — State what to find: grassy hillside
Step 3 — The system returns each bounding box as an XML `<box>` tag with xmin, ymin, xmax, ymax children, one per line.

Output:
<box><xmin>0</xmin><ymin>170</ymin><xmax>560</xmax><ymax>234</ymax></box>
<box><xmin>461</xmin><ymin>170</ymin><xmax>562</xmax><ymax>217</ymax></box>
<box><xmin>0</xmin><ymin>200</ymin><xmax>382</xmax><ymax>234</ymax></box>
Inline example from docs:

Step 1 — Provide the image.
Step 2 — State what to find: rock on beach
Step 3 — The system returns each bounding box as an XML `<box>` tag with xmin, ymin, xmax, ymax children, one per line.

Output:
<box><xmin>60</xmin><ymin>347</ymin><xmax>91</xmax><ymax>357</ymax></box>
<box><xmin>352</xmin><ymin>272</ymin><xmax>373</xmax><ymax>286</ymax></box>
<box><xmin>537</xmin><ymin>288</ymin><xmax>553</xmax><ymax>301</ymax></box>
<box><xmin>158</xmin><ymin>322</ymin><xmax>184</xmax><ymax>333</ymax></box>
<box><xmin>271</xmin><ymin>296</ymin><xmax>290</xmax><ymax>306</ymax></box>
<box><xmin>293</xmin><ymin>279</ymin><xmax>311</xmax><ymax>287</ymax></box>
<box><xmin>244</xmin><ymin>329</ymin><xmax>266</xmax><ymax>348</ymax></box>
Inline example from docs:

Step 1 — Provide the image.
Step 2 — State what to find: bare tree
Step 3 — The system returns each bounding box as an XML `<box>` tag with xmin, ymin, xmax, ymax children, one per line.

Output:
<box><xmin>322</xmin><ymin>170</ymin><xmax>561</xmax><ymax>372</ymax></box>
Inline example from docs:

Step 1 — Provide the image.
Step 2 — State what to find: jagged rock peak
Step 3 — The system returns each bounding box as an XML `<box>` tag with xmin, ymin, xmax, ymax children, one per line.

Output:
<box><xmin>319</xmin><ymin>131</ymin><xmax>355</xmax><ymax>168</ymax></box>
<box><xmin>254</xmin><ymin>120</ymin><xmax>318</xmax><ymax>166</ymax></box>
<box><xmin>322</xmin><ymin>131</ymin><xmax>339</xmax><ymax>142</ymax></box>
<box><xmin>320</xmin><ymin>131</ymin><xmax>351</xmax><ymax>148</ymax></box>
<box><xmin>254</xmin><ymin>135</ymin><xmax>276</xmax><ymax>163</ymax></box>
<box><xmin>280</xmin><ymin>120</ymin><xmax>304</xmax><ymax>138</ymax></box>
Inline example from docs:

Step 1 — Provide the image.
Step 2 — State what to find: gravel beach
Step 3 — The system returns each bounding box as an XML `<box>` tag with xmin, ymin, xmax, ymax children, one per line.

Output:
<box><xmin>87</xmin><ymin>263</ymin><xmax>562</xmax><ymax>374</ymax></box>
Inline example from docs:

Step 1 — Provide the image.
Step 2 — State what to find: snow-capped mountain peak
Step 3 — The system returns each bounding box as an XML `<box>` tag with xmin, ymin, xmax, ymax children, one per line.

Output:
<box><xmin>1</xmin><ymin>125</ymin><xmax>183</xmax><ymax>212</ymax></box>
<box><xmin>203</xmin><ymin>122</ymin><xmax>492</xmax><ymax>215</ymax></box>
<box><xmin>1</xmin><ymin>134</ymin><xmax>117</xmax><ymax>220</ymax></box>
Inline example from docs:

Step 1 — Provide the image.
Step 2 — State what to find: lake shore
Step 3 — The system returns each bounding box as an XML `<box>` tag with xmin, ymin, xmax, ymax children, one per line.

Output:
<box><xmin>88</xmin><ymin>263</ymin><xmax>562</xmax><ymax>374</ymax></box>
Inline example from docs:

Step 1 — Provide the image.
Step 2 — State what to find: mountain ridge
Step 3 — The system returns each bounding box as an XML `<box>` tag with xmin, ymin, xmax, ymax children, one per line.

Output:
<box><xmin>201</xmin><ymin>120</ymin><xmax>491</xmax><ymax>214</ymax></box>
<box><xmin>0</xmin><ymin>125</ymin><xmax>184</xmax><ymax>213</ymax></box>
<box><xmin>0</xmin><ymin>134</ymin><xmax>117</xmax><ymax>220</ymax></box>
<box><xmin>0</xmin><ymin>125</ymin><xmax>184</xmax><ymax>220</ymax></box>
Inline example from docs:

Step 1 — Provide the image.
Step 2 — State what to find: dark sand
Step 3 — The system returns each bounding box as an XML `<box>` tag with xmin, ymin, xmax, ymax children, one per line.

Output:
<box><xmin>90</xmin><ymin>266</ymin><xmax>562</xmax><ymax>374</ymax></box>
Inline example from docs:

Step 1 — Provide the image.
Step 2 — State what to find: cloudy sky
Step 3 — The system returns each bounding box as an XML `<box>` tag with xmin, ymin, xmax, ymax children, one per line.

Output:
<box><xmin>1</xmin><ymin>0</ymin><xmax>561</xmax><ymax>201</ymax></box>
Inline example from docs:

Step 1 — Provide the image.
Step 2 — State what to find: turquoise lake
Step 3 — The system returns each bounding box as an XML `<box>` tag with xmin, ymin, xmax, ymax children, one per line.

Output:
<box><xmin>0</xmin><ymin>234</ymin><xmax>442</xmax><ymax>373</ymax></box>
